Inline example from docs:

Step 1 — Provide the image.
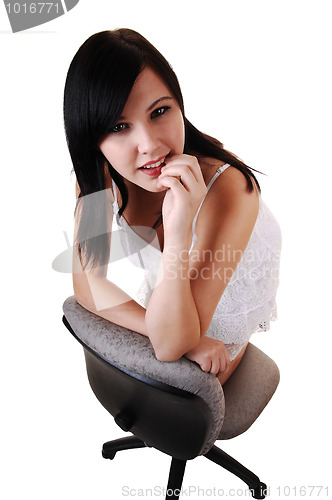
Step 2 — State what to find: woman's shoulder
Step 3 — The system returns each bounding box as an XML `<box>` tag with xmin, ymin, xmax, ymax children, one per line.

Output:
<box><xmin>194</xmin><ymin>160</ymin><xmax>260</xmax><ymax>245</ymax></box>
<box><xmin>201</xmin><ymin>160</ymin><xmax>259</xmax><ymax>211</ymax></box>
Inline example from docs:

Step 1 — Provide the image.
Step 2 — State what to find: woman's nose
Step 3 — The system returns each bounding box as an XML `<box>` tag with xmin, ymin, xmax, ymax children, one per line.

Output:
<box><xmin>136</xmin><ymin>125</ymin><xmax>160</xmax><ymax>155</ymax></box>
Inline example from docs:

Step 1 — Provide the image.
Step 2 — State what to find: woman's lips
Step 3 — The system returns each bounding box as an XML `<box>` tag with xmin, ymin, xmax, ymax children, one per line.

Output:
<box><xmin>140</xmin><ymin>155</ymin><xmax>166</xmax><ymax>169</ymax></box>
<box><xmin>139</xmin><ymin>155</ymin><xmax>168</xmax><ymax>176</ymax></box>
<box><xmin>139</xmin><ymin>164</ymin><xmax>163</xmax><ymax>176</ymax></box>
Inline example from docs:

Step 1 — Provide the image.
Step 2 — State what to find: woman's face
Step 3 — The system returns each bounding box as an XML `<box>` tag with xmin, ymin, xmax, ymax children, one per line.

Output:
<box><xmin>99</xmin><ymin>66</ymin><xmax>185</xmax><ymax>192</ymax></box>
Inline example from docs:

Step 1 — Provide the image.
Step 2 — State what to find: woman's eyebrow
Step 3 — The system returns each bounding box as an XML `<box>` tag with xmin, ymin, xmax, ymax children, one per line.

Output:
<box><xmin>146</xmin><ymin>96</ymin><xmax>173</xmax><ymax>112</ymax></box>
<box><xmin>118</xmin><ymin>96</ymin><xmax>173</xmax><ymax>121</ymax></box>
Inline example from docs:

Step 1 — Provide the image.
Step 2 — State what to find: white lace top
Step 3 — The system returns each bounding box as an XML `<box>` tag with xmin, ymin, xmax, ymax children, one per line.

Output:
<box><xmin>109</xmin><ymin>164</ymin><xmax>281</xmax><ymax>360</ymax></box>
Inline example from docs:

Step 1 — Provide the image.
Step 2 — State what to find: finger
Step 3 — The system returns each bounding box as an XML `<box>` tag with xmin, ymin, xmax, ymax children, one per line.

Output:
<box><xmin>159</xmin><ymin>166</ymin><xmax>198</xmax><ymax>191</ymax></box>
<box><xmin>160</xmin><ymin>163</ymin><xmax>207</xmax><ymax>196</ymax></box>
<box><xmin>199</xmin><ymin>359</ymin><xmax>212</xmax><ymax>373</ymax></box>
<box><xmin>225</xmin><ymin>350</ymin><xmax>231</xmax><ymax>369</ymax></box>
<box><xmin>219</xmin><ymin>352</ymin><xmax>231</xmax><ymax>373</ymax></box>
<box><xmin>156</xmin><ymin>175</ymin><xmax>185</xmax><ymax>195</ymax></box>
<box><xmin>210</xmin><ymin>358</ymin><xmax>221</xmax><ymax>375</ymax></box>
<box><xmin>164</xmin><ymin>155</ymin><xmax>203</xmax><ymax>182</ymax></box>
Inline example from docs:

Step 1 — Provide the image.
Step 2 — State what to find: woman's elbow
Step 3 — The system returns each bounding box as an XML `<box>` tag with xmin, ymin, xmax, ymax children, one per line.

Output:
<box><xmin>73</xmin><ymin>275</ymin><xmax>96</xmax><ymax>312</ymax></box>
<box><xmin>153</xmin><ymin>334</ymin><xmax>200</xmax><ymax>363</ymax></box>
<box><xmin>154</xmin><ymin>347</ymin><xmax>181</xmax><ymax>363</ymax></box>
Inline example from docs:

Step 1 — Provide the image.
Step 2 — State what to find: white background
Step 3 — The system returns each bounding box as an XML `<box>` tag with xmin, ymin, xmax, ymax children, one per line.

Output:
<box><xmin>1</xmin><ymin>1</ymin><xmax>331</xmax><ymax>499</ymax></box>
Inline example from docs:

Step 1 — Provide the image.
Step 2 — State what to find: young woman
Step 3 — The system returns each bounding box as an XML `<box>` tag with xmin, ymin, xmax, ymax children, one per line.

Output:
<box><xmin>64</xmin><ymin>29</ymin><xmax>281</xmax><ymax>385</ymax></box>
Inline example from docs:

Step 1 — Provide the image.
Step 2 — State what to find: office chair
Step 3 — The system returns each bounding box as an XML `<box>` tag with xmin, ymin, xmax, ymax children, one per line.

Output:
<box><xmin>62</xmin><ymin>296</ymin><xmax>280</xmax><ymax>499</ymax></box>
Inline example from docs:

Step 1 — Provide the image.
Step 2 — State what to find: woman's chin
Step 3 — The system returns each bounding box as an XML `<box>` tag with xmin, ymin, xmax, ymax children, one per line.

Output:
<box><xmin>124</xmin><ymin>176</ymin><xmax>167</xmax><ymax>194</ymax></box>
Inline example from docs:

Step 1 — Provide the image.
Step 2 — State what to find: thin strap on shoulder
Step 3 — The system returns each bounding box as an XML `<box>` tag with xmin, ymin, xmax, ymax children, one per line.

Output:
<box><xmin>205</xmin><ymin>163</ymin><xmax>230</xmax><ymax>191</ymax></box>
<box><xmin>189</xmin><ymin>163</ymin><xmax>230</xmax><ymax>254</ymax></box>
<box><xmin>194</xmin><ymin>163</ymin><xmax>230</xmax><ymax>222</ymax></box>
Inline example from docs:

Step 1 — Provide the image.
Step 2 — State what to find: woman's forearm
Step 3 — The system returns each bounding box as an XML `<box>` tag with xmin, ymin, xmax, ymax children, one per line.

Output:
<box><xmin>73</xmin><ymin>272</ymin><xmax>148</xmax><ymax>336</ymax></box>
<box><xmin>145</xmin><ymin>238</ymin><xmax>201</xmax><ymax>361</ymax></box>
<box><xmin>73</xmin><ymin>228</ymin><xmax>202</xmax><ymax>361</ymax></box>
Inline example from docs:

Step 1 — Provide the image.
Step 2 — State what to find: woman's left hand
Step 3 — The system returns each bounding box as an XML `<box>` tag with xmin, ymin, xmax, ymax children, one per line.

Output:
<box><xmin>184</xmin><ymin>336</ymin><xmax>231</xmax><ymax>376</ymax></box>
<box><xmin>156</xmin><ymin>154</ymin><xmax>207</xmax><ymax>242</ymax></box>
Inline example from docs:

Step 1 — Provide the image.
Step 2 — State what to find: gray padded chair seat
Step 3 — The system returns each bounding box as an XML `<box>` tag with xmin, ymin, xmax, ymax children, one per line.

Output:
<box><xmin>63</xmin><ymin>296</ymin><xmax>279</xmax><ymax>449</ymax></box>
<box><xmin>220</xmin><ymin>343</ymin><xmax>280</xmax><ymax>439</ymax></box>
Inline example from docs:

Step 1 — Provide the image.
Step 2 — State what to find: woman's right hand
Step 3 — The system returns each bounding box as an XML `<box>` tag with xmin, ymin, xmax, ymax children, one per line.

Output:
<box><xmin>184</xmin><ymin>336</ymin><xmax>230</xmax><ymax>376</ymax></box>
<box><xmin>156</xmin><ymin>154</ymin><xmax>207</xmax><ymax>244</ymax></box>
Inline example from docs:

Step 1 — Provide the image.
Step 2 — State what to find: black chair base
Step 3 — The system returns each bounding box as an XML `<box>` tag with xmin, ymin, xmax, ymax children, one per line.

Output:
<box><xmin>205</xmin><ymin>446</ymin><xmax>267</xmax><ymax>499</ymax></box>
<box><xmin>102</xmin><ymin>436</ymin><xmax>267</xmax><ymax>500</ymax></box>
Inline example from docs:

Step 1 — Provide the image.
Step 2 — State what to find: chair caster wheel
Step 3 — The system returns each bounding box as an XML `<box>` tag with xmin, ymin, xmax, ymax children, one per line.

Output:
<box><xmin>251</xmin><ymin>482</ymin><xmax>267</xmax><ymax>499</ymax></box>
<box><xmin>102</xmin><ymin>449</ymin><xmax>116</xmax><ymax>460</ymax></box>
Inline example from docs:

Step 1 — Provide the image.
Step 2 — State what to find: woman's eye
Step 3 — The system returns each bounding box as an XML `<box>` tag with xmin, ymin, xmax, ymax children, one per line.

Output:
<box><xmin>151</xmin><ymin>106</ymin><xmax>171</xmax><ymax>119</ymax></box>
<box><xmin>111</xmin><ymin>123</ymin><xmax>128</xmax><ymax>134</ymax></box>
